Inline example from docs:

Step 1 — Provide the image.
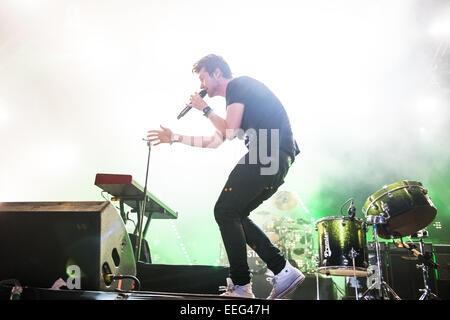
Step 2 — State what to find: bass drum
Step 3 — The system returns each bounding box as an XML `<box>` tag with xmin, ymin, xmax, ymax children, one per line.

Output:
<box><xmin>362</xmin><ymin>180</ymin><xmax>437</xmax><ymax>239</ymax></box>
<box><xmin>315</xmin><ymin>216</ymin><xmax>369</xmax><ymax>277</ymax></box>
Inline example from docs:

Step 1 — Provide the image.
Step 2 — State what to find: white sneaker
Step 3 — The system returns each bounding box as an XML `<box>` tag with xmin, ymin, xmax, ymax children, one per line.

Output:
<box><xmin>267</xmin><ymin>261</ymin><xmax>305</xmax><ymax>299</ymax></box>
<box><xmin>219</xmin><ymin>278</ymin><xmax>255</xmax><ymax>298</ymax></box>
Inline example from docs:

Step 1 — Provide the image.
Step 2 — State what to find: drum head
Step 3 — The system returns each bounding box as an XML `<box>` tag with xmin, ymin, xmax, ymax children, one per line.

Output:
<box><xmin>315</xmin><ymin>216</ymin><xmax>365</xmax><ymax>226</ymax></box>
<box><xmin>363</xmin><ymin>181</ymin><xmax>437</xmax><ymax>238</ymax></box>
<box><xmin>318</xmin><ymin>266</ymin><xmax>370</xmax><ymax>277</ymax></box>
<box><xmin>376</xmin><ymin>205</ymin><xmax>437</xmax><ymax>238</ymax></box>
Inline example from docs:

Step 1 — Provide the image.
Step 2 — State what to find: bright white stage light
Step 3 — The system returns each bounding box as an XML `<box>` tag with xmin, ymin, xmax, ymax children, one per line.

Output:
<box><xmin>31</xmin><ymin>142</ymin><xmax>79</xmax><ymax>172</ymax></box>
<box><xmin>415</xmin><ymin>95</ymin><xmax>442</xmax><ymax>124</ymax></box>
<box><xmin>417</xmin><ymin>96</ymin><xmax>440</xmax><ymax>110</ymax></box>
<box><xmin>0</xmin><ymin>103</ymin><xmax>8</xmax><ymax>126</ymax></box>
<box><xmin>430</xmin><ymin>19</ymin><xmax>450</xmax><ymax>37</ymax></box>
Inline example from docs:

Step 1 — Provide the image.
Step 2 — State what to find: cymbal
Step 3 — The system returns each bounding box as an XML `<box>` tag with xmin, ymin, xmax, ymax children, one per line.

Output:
<box><xmin>272</xmin><ymin>191</ymin><xmax>298</xmax><ymax>211</ymax></box>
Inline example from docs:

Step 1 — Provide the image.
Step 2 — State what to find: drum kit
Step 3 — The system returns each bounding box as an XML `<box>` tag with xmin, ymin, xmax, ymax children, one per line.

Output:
<box><xmin>218</xmin><ymin>180</ymin><xmax>438</xmax><ymax>299</ymax></box>
<box><xmin>252</xmin><ymin>180</ymin><xmax>438</xmax><ymax>300</ymax></box>
<box><xmin>315</xmin><ymin>180</ymin><xmax>439</xmax><ymax>300</ymax></box>
<box><xmin>262</xmin><ymin>215</ymin><xmax>315</xmax><ymax>274</ymax></box>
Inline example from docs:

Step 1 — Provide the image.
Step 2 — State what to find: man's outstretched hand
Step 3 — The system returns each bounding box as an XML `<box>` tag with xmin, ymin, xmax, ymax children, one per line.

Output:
<box><xmin>147</xmin><ymin>125</ymin><xmax>173</xmax><ymax>146</ymax></box>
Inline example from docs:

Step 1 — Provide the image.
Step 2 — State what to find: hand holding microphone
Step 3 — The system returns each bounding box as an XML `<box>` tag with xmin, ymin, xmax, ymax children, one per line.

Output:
<box><xmin>177</xmin><ymin>89</ymin><xmax>207</xmax><ymax>119</ymax></box>
<box><xmin>147</xmin><ymin>90</ymin><xmax>208</xmax><ymax>146</ymax></box>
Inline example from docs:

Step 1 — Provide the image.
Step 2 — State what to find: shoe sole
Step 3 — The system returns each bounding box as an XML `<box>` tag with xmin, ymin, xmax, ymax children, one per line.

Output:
<box><xmin>270</xmin><ymin>274</ymin><xmax>306</xmax><ymax>300</ymax></box>
<box><xmin>220</xmin><ymin>293</ymin><xmax>256</xmax><ymax>299</ymax></box>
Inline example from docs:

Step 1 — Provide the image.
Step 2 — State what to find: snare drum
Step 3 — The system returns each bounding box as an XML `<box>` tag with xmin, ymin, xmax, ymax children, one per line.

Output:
<box><xmin>315</xmin><ymin>216</ymin><xmax>369</xmax><ymax>277</ymax></box>
<box><xmin>362</xmin><ymin>180</ymin><xmax>437</xmax><ymax>239</ymax></box>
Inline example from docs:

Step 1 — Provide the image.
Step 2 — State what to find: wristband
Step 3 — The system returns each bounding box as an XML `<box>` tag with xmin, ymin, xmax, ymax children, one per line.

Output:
<box><xmin>202</xmin><ymin>106</ymin><xmax>212</xmax><ymax>117</ymax></box>
<box><xmin>171</xmin><ymin>134</ymin><xmax>181</xmax><ymax>145</ymax></box>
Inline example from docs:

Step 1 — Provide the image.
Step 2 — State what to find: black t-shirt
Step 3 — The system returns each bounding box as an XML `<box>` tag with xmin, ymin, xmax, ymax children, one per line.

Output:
<box><xmin>225</xmin><ymin>76</ymin><xmax>300</xmax><ymax>160</ymax></box>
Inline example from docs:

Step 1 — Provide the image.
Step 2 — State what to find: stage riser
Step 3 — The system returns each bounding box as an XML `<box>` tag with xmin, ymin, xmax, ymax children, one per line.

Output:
<box><xmin>136</xmin><ymin>263</ymin><xmax>229</xmax><ymax>294</ymax></box>
<box><xmin>252</xmin><ymin>273</ymin><xmax>336</xmax><ymax>300</ymax></box>
<box><xmin>137</xmin><ymin>263</ymin><xmax>337</xmax><ymax>300</ymax></box>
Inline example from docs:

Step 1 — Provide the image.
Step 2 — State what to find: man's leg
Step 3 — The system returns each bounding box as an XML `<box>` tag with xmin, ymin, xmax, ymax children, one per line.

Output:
<box><xmin>241</xmin><ymin>216</ymin><xmax>286</xmax><ymax>275</ymax></box>
<box><xmin>214</xmin><ymin>158</ymin><xmax>276</xmax><ymax>285</ymax></box>
<box><xmin>214</xmin><ymin>152</ymin><xmax>290</xmax><ymax>284</ymax></box>
<box><xmin>240</xmin><ymin>152</ymin><xmax>291</xmax><ymax>274</ymax></box>
<box><xmin>235</xmin><ymin>152</ymin><xmax>305</xmax><ymax>300</ymax></box>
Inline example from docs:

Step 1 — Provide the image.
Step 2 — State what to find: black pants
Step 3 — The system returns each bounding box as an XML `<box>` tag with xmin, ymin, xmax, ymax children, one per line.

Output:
<box><xmin>214</xmin><ymin>152</ymin><xmax>292</xmax><ymax>285</ymax></box>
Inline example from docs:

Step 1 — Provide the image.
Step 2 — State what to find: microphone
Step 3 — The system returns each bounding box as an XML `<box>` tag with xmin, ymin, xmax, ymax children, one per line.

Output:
<box><xmin>347</xmin><ymin>200</ymin><xmax>356</xmax><ymax>218</ymax></box>
<box><xmin>177</xmin><ymin>89</ymin><xmax>207</xmax><ymax>120</ymax></box>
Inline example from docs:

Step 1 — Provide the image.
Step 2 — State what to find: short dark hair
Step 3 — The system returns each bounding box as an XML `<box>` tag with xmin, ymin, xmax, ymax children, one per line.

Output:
<box><xmin>192</xmin><ymin>54</ymin><xmax>232</xmax><ymax>79</ymax></box>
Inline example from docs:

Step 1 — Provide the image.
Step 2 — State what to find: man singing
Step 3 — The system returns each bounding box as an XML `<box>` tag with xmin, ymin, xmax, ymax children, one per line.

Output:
<box><xmin>147</xmin><ymin>54</ymin><xmax>304</xmax><ymax>299</ymax></box>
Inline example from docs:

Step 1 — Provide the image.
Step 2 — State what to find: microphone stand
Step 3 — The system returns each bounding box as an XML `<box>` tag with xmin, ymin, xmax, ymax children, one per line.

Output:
<box><xmin>135</xmin><ymin>139</ymin><xmax>152</xmax><ymax>263</ymax></box>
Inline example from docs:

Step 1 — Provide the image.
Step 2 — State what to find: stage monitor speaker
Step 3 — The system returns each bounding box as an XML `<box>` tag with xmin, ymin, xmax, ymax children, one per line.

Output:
<box><xmin>0</xmin><ymin>201</ymin><xmax>136</xmax><ymax>291</ymax></box>
<box><xmin>387</xmin><ymin>242</ymin><xmax>437</xmax><ymax>300</ymax></box>
<box><xmin>433</xmin><ymin>244</ymin><xmax>450</xmax><ymax>299</ymax></box>
<box><xmin>433</xmin><ymin>244</ymin><xmax>450</xmax><ymax>281</ymax></box>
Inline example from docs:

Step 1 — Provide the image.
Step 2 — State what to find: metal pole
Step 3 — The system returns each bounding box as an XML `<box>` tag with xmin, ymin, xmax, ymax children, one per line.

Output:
<box><xmin>136</xmin><ymin>140</ymin><xmax>152</xmax><ymax>263</ymax></box>
<box><xmin>372</xmin><ymin>224</ymin><xmax>384</xmax><ymax>298</ymax></box>
<box><xmin>350</xmin><ymin>247</ymin><xmax>359</xmax><ymax>300</ymax></box>
<box><xmin>315</xmin><ymin>257</ymin><xmax>320</xmax><ymax>300</ymax></box>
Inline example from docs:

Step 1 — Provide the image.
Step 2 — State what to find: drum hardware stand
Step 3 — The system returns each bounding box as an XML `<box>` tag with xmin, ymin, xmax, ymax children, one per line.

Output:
<box><xmin>349</xmin><ymin>248</ymin><xmax>359</xmax><ymax>300</ymax></box>
<box><xmin>413</xmin><ymin>230</ymin><xmax>440</xmax><ymax>300</ymax></box>
<box><xmin>312</xmin><ymin>254</ymin><xmax>321</xmax><ymax>300</ymax></box>
<box><xmin>361</xmin><ymin>216</ymin><xmax>401</xmax><ymax>300</ymax></box>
